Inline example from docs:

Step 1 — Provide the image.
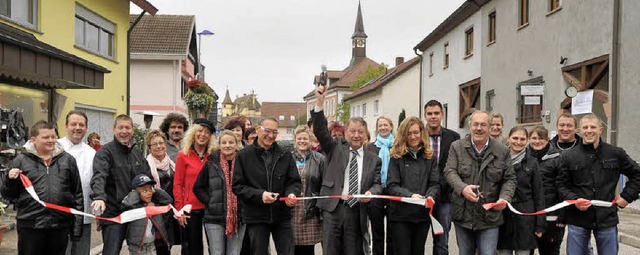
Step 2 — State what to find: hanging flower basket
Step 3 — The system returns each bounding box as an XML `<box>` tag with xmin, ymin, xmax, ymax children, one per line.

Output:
<box><xmin>183</xmin><ymin>80</ymin><xmax>214</xmax><ymax>118</ymax></box>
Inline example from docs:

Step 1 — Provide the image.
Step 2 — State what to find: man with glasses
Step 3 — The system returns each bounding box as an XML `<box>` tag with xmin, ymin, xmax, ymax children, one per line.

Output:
<box><xmin>444</xmin><ymin>110</ymin><xmax>516</xmax><ymax>255</ymax></box>
<box><xmin>233</xmin><ymin>117</ymin><xmax>301</xmax><ymax>255</ymax></box>
<box><xmin>310</xmin><ymin>86</ymin><xmax>382</xmax><ymax>255</ymax></box>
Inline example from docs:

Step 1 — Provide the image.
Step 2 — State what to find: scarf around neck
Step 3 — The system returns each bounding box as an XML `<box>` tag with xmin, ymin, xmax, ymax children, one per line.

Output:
<box><xmin>146</xmin><ymin>154</ymin><xmax>175</xmax><ymax>189</ymax></box>
<box><xmin>375</xmin><ymin>133</ymin><xmax>394</xmax><ymax>187</ymax></box>
<box><xmin>511</xmin><ymin>149</ymin><xmax>526</xmax><ymax>166</ymax></box>
<box><xmin>220</xmin><ymin>152</ymin><xmax>238</xmax><ymax>237</ymax></box>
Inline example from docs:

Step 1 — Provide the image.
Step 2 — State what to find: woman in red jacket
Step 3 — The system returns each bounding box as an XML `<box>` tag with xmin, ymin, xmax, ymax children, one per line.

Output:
<box><xmin>174</xmin><ymin>118</ymin><xmax>215</xmax><ymax>255</ymax></box>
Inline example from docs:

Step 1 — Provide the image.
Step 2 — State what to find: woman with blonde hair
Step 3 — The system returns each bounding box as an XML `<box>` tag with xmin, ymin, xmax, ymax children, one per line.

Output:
<box><xmin>193</xmin><ymin>130</ymin><xmax>246</xmax><ymax>255</ymax></box>
<box><xmin>174</xmin><ymin>118</ymin><xmax>216</xmax><ymax>255</ymax></box>
<box><xmin>365</xmin><ymin>116</ymin><xmax>395</xmax><ymax>255</ymax></box>
<box><xmin>386</xmin><ymin>116</ymin><xmax>440</xmax><ymax>255</ymax></box>
<box><xmin>290</xmin><ymin>125</ymin><xmax>325</xmax><ymax>254</ymax></box>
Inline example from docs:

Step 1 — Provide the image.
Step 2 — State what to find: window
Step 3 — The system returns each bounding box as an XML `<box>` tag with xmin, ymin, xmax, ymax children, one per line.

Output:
<box><xmin>356</xmin><ymin>105</ymin><xmax>361</xmax><ymax>117</ymax></box>
<box><xmin>519</xmin><ymin>0</ymin><xmax>529</xmax><ymax>27</ymax></box>
<box><xmin>324</xmin><ymin>101</ymin><xmax>329</xmax><ymax>116</ymax></box>
<box><xmin>331</xmin><ymin>99</ymin><xmax>335</xmax><ymax>116</ymax></box>
<box><xmin>485</xmin><ymin>89</ymin><xmax>495</xmax><ymax>111</ymax></box>
<box><xmin>458</xmin><ymin>78</ymin><xmax>481</xmax><ymax>128</ymax></box>
<box><xmin>290</xmin><ymin>115</ymin><xmax>295</xmax><ymax>121</ymax></box>
<box><xmin>488</xmin><ymin>11</ymin><xmax>496</xmax><ymax>44</ymax></box>
<box><xmin>279</xmin><ymin>115</ymin><xmax>285</xmax><ymax>121</ymax></box>
<box><xmin>351</xmin><ymin>106</ymin><xmax>356</xmax><ymax>117</ymax></box>
<box><xmin>442</xmin><ymin>103</ymin><xmax>449</xmax><ymax>128</ymax></box>
<box><xmin>362</xmin><ymin>103</ymin><xmax>367</xmax><ymax>117</ymax></box>
<box><xmin>373</xmin><ymin>100</ymin><xmax>379</xmax><ymax>115</ymax></box>
<box><xmin>0</xmin><ymin>0</ymin><xmax>37</xmax><ymax>29</ymax></box>
<box><xmin>75</xmin><ymin>4</ymin><xmax>115</xmax><ymax>59</ymax></box>
<box><xmin>465</xmin><ymin>27</ymin><xmax>474</xmax><ymax>57</ymax></box>
<box><xmin>549</xmin><ymin>0</ymin><xmax>561</xmax><ymax>12</ymax></box>
<box><xmin>443</xmin><ymin>43</ymin><xmax>450</xmax><ymax>68</ymax></box>
<box><xmin>429</xmin><ymin>53</ymin><xmax>434</xmax><ymax>75</ymax></box>
<box><xmin>517</xmin><ymin>78</ymin><xmax>544</xmax><ymax>124</ymax></box>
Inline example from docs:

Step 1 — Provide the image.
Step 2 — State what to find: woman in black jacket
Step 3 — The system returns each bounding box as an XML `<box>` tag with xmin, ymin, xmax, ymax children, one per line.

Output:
<box><xmin>386</xmin><ymin>116</ymin><xmax>440</xmax><ymax>255</ymax></box>
<box><xmin>528</xmin><ymin>125</ymin><xmax>564</xmax><ymax>255</ymax></box>
<box><xmin>193</xmin><ymin>130</ymin><xmax>245</xmax><ymax>255</ymax></box>
<box><xmin>497</xmin><ymin>126</ymin><xmax>545</xmax><ymax>255</ymax></box>
<box><xmin>290</xmin><ymin>125</ymin><xmax>325</xmax><ymax>255</ymax></box>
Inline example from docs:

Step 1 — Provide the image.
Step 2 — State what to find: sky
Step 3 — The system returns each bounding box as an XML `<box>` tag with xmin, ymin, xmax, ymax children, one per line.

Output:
<box><xmin>131</xmin><ymin>0</ymin><xmax>466</xmax><ymax>103</ymax></box>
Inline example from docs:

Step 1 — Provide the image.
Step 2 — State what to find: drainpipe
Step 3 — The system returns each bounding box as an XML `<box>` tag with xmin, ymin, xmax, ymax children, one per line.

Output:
<box><xmin>610</xmin><ymin>0</ymin><xmax>620</xmax><ymax>146</ymax></box>
<box><xmin>127</xmin><ymin>10</ymin><xmax>147</xmax><ymax>115</ymax></box>
<box><xmin>414</xmin><ymin>47</ymin><xmax>423</xmax><ymax>118</ymax></box>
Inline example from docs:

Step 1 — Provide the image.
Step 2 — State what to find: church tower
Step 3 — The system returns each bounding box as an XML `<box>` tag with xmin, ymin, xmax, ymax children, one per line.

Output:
<box><xmin>350</xmin><ymin>1</ymin><xmax>367</xmax><ymax>66</ymax></box>
<box><xmin>221</xmin><ymin>88</ymin><xmax>234</xmax><ymax>117</ymax></box>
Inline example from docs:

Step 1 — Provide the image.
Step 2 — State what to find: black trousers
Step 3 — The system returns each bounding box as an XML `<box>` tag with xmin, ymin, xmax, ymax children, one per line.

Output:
<box><xmin>294</xmin><ymin>245</ymin><xmax>315</xmax><ymax>255</ymax></box>
<box><xmin>391</xmin><ymin>221</ymin><xmax>429</xmax><ymax>255</ymax></box>
<box><xmin>180</xmin><ymin>209</ymin><xmax>205</xmax><ymax>255</ymax></box>
<box><xmin>368</xmin><ymin>199</ymin><xmax>393</xmax><ymax>255</ymax></box>
<box><xmin>323</xmin><ymin>201</ymin><xmax>362</xmax><ymax>255</ymax></box>
<box><xmin>535</xmin><ymin>222</ymin><xmax>565</xmax><ymax>255</ymax></box>
<box><xmin>247</xmin><ymin>219</ymin><xmax>294</xmax><ymax>255</ymax></box>
<box><xmin>18</xmin><ymin>227</ymin><xmax>69</xmax><ymax>255</ymax></box>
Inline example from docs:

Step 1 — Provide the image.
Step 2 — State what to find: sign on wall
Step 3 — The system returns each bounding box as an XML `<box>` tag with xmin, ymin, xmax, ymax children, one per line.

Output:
<box><xmin>520</xmin><ymin>85</ymin><xmax>544</xmax><ymax>96</ymax></box>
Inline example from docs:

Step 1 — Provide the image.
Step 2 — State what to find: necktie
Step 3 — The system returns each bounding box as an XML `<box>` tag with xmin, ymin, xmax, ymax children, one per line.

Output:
<box><xmin>347</xmin><ymin>150</ymin><xmax>359</xmax><ymax>207</ymax></box>
<box><xmin>430</xmin><ymin>135</ymin><xmax>440</xmax><ymax>163</ymax></box>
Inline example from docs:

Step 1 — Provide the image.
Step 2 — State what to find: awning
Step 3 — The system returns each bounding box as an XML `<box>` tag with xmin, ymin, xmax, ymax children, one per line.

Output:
<box><xmin>0</xmin><ymin>22</ymin><xmax>110</xmax><ymax>89</ymax></box>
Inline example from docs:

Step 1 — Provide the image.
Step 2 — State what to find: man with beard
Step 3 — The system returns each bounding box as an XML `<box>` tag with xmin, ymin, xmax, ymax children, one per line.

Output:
<box><xmin>58</xmin><ymin>111</ymin><xmax>95</xmax><ymax>255</ymax></box>
<box><xmin>557</xmin><ymin>114</ymin><xmax>640</xmax><ymax>254</ymax></box>
<box><xmin>444</xmin><ymin>110</ymin><xmax>516</xmax><ymax>255</ymax></box>
<box><xmin>159</xmin><ymin>113</ymin><xmax>189</xmax><ymax>161</ymax></box>
<box><xmin>424</xmin><ymin>100</ymin><xmax>460</xmax><ymax>255</ymax></box>
<box><xmin>550</xmin><ymin>112</ymin><xmax>581</xmax><ymax>152</ymax></box>
<box><xmin>90</xmin><ymin>114</ymin><xmax>152</xmax><ymax>255</ymax></box>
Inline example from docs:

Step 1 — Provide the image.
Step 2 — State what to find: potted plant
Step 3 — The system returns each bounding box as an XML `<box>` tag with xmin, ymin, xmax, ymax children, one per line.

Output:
<box><xmin>183</xmin><ymin>80</ymin><xmax>214</xmax><ymax>119</ymax></box>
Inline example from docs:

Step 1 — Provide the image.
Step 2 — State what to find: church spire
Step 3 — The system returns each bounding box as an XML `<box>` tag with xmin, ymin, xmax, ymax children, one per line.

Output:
<box><xmin>350</xmin><ymin>1</ymin><xmax>367</xmax><ymax>66</ymax></box>
<box><xmin>222</xmin><ymin>87</ymin><xmax>233</xmax><ymax>105</ymax></box>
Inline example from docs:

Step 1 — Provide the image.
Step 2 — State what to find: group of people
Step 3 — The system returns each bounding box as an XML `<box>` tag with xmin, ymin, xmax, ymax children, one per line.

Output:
<box><xmin>2</xmin><ymin>84</ymin><xmax>640</xmax><ymax>255</ymax></box>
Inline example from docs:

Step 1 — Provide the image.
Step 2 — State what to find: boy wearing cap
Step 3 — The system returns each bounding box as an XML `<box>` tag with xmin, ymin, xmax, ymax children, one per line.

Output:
<box><xmin>122</xmin><ymin>174</ymin><xmax>173</xmax><ymax>255</ymax></box>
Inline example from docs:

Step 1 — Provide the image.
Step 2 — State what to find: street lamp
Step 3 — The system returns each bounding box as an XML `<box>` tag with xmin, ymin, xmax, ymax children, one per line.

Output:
<box><xmin>197</xmin><ymin>29</ymin><xmax>215</xmax><ymax>79</ymax></box>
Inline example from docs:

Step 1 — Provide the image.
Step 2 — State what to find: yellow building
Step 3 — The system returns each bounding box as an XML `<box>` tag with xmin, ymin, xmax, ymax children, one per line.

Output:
<box><xmin>0</xmin><ymin>0</ymin><xmax>156</xmax><ymax>146</ymax></box>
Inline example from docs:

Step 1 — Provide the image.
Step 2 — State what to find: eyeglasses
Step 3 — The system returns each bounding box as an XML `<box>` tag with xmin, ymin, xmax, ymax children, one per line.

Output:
<box><xmin>259</xmin><ymin>126</ymin><xmax>279</xmax><ymax>135</ymax></box>
<box><xmin>149</xmin><ymin>141</ymin><xmax>166</xmax><ymax>147</ymax></box>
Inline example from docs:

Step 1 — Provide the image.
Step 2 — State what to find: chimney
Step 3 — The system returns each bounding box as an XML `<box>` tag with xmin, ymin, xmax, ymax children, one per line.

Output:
<box><xmin>395</xmin><ymin>57</ymin><xmax>405</xmax><ymax>67</ymax></box>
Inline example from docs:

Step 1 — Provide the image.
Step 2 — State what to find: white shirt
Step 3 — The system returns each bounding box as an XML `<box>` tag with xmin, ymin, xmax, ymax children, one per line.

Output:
<box><xmin>58</xmin><ymin>137</ymin><xmax>95</xmax><ymax>224</ymax></box>
<box><xmin>342</xmin><ymin>146</ymin><xmax>364</xmax><ymax>198</ymax></box>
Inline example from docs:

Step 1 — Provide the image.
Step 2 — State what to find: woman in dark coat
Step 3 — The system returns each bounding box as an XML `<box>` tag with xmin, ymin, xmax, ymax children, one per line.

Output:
<box><xmin>386</xmin><ymin>116</ymin><xmax>440</xmax><ymax>255</ymax></box>
<box><xmin>497</xmin><ymin>126</ymin><xmax>545</xmax><ymax>255</ymax></box>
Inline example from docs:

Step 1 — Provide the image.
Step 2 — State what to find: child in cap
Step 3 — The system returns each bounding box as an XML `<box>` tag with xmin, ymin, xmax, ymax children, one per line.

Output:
<box><xmin>122</xmin><ymin>174</ymin><xmax>173</xmax><ymax>254</ymax></box>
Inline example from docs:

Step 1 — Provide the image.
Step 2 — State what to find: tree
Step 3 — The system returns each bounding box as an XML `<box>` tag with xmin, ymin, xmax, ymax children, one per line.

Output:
<box><xmin>350</xmin><ymin>65</ymin><xmax>388</xmax><ymax>90</ymax></box>
<box><xmin>337</xmin><ymin>101</ymin><xmax>351</xmax><ymax>124</ymax></box>
<box><xmin>398</xmin><ymin>109</ymin><xmax>406</xmax><ymax>125</ymax></box>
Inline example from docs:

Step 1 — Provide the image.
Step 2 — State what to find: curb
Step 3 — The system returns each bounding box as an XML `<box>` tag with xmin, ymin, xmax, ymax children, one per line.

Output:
<box><xmin>620</xmin><ymin>232</ymin><xmax>640</xmax><ymax>249</ymax></box>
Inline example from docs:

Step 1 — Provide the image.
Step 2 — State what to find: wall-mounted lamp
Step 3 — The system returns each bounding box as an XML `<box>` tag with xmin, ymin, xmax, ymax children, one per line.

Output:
<box><xmin>560</xmin><ymin>56</ymin><xmax>568</xmax><ymax>65</ymax></box>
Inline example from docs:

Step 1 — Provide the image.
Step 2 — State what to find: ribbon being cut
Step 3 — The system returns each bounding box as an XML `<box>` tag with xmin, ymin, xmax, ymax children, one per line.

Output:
<box><xmin>19</xmin><ymin>173</ymin><xmax>191</xmax><ymax>224</ymax></box>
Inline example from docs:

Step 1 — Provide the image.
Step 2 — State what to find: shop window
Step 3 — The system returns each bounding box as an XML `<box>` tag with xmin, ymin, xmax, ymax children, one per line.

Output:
<box><xmin>0</xmin><ymin>85</ymin><xmax>49</xmax><ymax>149</ymax></box>
<box><xmin>0</xmin><ymin>0</ymin><xmax>38</xmax><ymax>30</ymax></box>
<box><xmin>75</xmin><ymin>4</ymin><xmax>115</xmax><ymax>59</ymax></box>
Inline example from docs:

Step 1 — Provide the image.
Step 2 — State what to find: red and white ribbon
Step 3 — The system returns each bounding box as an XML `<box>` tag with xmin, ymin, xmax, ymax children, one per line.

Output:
<box><xmin>280</xmin><ymin>194</ymin><xmax>444</xmax><ymax>235</ymax></box>
<box><xmin>19</xmin><ymin>173</ymin><xmax>191</xmax><ymax>224</ymax></box>
<box><xmin>482</xmin><ymin>197</ymin><xmax>618</xmax><ymax>216</ymax></box>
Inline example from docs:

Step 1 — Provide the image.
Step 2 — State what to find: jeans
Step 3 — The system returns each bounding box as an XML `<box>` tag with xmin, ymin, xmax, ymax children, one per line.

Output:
<box><xmin>498</xmin><ymin>250</ymin><xmax>530</xmax><ymax>255</ymax></box>
<box><xmin>432</xmin><ymin>201</ymin><xmax>452</xmax><ymax>255</ymax></box>
<box><xmin>204</xmin><ymin>223</ymin><xmax>247</xmax><ymax>255</ymax></box>
<box><xmin>454</xmin><ymin>224</ymin><xmax>499</xmax><ymax>255</ymax></box>
<box><xmin>18</xmin><ymin>227</ymin><xmax>69</xmax><ymax>255</ymax></box>
<box><xmin>100</xmin><ymin>223</ymin><xmax>127</xmax><ymax>255</ymax></box>
<box><xmin>566</xmin><ymin>225</ymin><xmax>618</xmax><ymax>255</ymax></box>
<box><xmin>128</xmin><ymin>242</ymin><xmax>156</xmax><ymax>255</ymax></box>
<box><xmin>66</xmin><ymin>224</ymin><xmax>92</xmax><ymax>255</ymax></box>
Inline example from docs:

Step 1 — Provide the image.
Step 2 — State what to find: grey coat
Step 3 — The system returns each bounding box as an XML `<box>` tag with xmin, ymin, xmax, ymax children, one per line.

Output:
<box><xmin>444</xmin><ymin>136</ymin><xmax>517</xmax><ymax>230</ymax></box>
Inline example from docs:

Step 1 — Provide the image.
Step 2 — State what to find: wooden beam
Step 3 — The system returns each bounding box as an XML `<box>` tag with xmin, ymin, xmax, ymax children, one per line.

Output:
<box><xmin>562</xmin><ymin>72</ymin><xmax>584</xmax><ymax>90</ymax></box>
<box><xmin>586</xmin><ymin>59</ymin><xmax>609</xmax><ymax>89</ymax></box>
<box><xmin>561</xmin><ymin>54</ymin><xmax>609</xmax><ymax>72</ymax></box>
<box><xmin>580</xmin><ymin>65</ymin><xmax>589</xmax><ymax>89</ymax></box>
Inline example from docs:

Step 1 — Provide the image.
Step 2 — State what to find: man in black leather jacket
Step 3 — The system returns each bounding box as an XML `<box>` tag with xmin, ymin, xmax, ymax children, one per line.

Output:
<box><xmin>2</xmin><ymin>120</ymin><xmax>83</xmax><ymax>255</ymax></box>
<box><xmin>557</xmin><ymin>114</ymin><xmax>640</xmax><ymax>255</ymax></box>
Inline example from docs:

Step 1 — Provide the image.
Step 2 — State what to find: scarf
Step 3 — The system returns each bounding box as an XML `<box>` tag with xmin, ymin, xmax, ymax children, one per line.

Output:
<box><xmin>529</xmin><ymin>143</ymin><xmax>550</xmax><ymax>161</ymax></box>
<box><xmin>511</xmin><ymin>149</ymin><xmax>526</xmax><ymax>166</ymax></box>
<box><xmin>375</xmin><ymin>133</ymin><xmax>394</xmax><ymax>187</ymax></box>
<box><xmin>220</xmin><ymin>153</ymin><xmax>238</xmax><ymax>237</ymax></box>
<box><xmin>146</xmin><ymin>154</ymin><xmax>175</xmax><ymax>189</ymax></box>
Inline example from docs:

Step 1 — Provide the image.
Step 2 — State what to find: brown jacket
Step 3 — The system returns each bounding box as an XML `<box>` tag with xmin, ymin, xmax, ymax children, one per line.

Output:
<box><xmin>444</xmin><ymin>136</ymin><xmax>516</xmax><ymax>230</ymax></box>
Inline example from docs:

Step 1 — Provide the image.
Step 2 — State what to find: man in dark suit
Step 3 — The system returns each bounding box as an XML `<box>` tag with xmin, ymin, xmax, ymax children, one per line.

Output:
<box><xmin>311</xmin><ymin>86</ymin><xmax>382</xmax><ymax>255</ymax></box>
<box><xmin>424</xmin><ymin>100</ymin><xmax>461</xmax><ymax>255</ymax></box>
